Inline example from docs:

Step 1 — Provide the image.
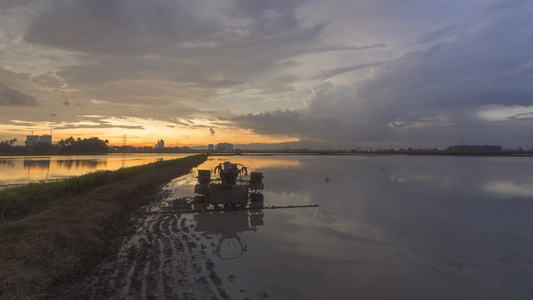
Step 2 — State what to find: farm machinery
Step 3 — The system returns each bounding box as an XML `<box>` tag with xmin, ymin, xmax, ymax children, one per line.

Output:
<box><xmin>194</xmin><ymin>161</ymin><xmax>264</xmax><ymax>208</ymax></box>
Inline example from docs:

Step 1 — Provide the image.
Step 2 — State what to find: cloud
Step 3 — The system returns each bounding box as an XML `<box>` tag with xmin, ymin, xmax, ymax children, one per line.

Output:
<box><xmin>476</xmin><ymin>0</ymin><xmax>530</xmax><ymax>17</ymax></box>
<box><xmin>54</xmin><ymin>122</ymin><xmax>144</xmax><ymax>130</ymax></box>
<box><xmin>2</xmin><ymin>0</ymin><xmax>533</xmax><ymax>148</ymax></box>
<box><xmin>24</xmin><ymin>0</ymin><xmax>221</xmax><ymax>57</ymax></box>
<box><xmin>19</xmin><ymin>0</ymin><xmax>347</xmax><ymax>99</ymax></box>
<box><xmin>312</xmin><ymin>61</ymin><xmax>390</xmax><ymax>82</ymax></box>
<box><xmin>414</xmin><ymin>23</ymin><xmax>462</xmax><ymax>45</ymax></box>
<box><xmin>234</xmin><ymin>4</ymin><xmax>533</xmax><ymax>148</ymax></box>
<box><xmin>233</xmin><ymin>82</ymin><xmax>396</xmax><ymax>145</ymax></box>
<box><xmin>4</xmin><ymin>0</ymin><xmax>390</xmax><ymax>114</ymax></box>
<box><xmin>308</xmin><ymin>43</ymin><xmax>386</xmax><ymax>54</ymax></box>
<box><xmin>484</xmin><ymin>181</ymin><xmax>533</xmax><ymax>198</ymax></box>
<box><xmin>0</xmin><ymin>83</ymin><xmax>39</xmax><ymax>106</ymax></box>
<box><xmin>0</xmin><ymin>0</ymin><xmax>34</xmax><ymax>11</ymax></box>
<box><xmin>31</xmin><ymin>71</ymin><xmax>65</xmax><ymax>90</ymax></box>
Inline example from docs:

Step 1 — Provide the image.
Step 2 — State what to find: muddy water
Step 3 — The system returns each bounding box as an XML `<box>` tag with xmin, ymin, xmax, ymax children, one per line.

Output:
<box><xmin>91</xmin><ymin>155</ymin><xmax>533</xmax><ymax>299</ymax></box>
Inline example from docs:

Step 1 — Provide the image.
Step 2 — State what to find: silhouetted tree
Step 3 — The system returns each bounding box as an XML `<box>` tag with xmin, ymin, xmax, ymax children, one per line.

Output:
<box><xmin>58</xmin><ymin>137</ymin><xmax>109</xmax><ymax>153</ymax></box>
<box><xmin>0</xmin><ymin>138</ymin><xmax>19</xmax><ymax>153</ymax></box>
<box><xmin>33</xmin><ymin>142</ymin><xmax>58</xmax><ymax>154</ymax></box>
<box><xmin>57</xmin><ymin>136</ymin><xmax>76</xmax><ymax>147</ymax></box>
<box><xmin>0</xmin><ymin>141</ymin><xmax>11</xmax><ymax>152</ymax></box>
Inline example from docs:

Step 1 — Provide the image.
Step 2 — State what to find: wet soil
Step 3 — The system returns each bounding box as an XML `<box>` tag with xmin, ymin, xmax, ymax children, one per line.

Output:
<box><xmin>82</xmin><ymin>196</ymin><xmax>231</xmax><ymax>299</ymax></box>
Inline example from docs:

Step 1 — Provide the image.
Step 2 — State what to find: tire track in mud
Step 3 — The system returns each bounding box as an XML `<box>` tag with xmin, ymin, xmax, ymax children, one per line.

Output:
<box><xmin>86</xmin><ymin>198</ymin><xmax>228</xmax><ymax>299</ymax></box>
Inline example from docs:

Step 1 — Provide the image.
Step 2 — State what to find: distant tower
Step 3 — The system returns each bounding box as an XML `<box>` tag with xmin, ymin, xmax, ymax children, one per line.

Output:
<box><xmin>25</xmin><ymin>131</ymin><xmax>52</xmax><ymax>146</ymax></box>
<box><xmin>122</xmin><ymin>134</ymin><xmax>127</xmax><ymax>146</ymax></box>
<box><xmin>25</xmin><ymin>134</ymin><xmax>40</xmax><ymax>147</ymax></box>
<box><xmin>39</xmin><ymin>135</ymin><xmax>52</xmax><ymax>144</ymax></box>
<box><xmin>155</xmin><ymin>139</ymin><xmax>165</xmax><ymax>149</ymax></box>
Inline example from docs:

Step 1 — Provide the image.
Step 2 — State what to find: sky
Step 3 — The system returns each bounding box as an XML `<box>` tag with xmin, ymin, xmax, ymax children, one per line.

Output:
<box><xmin>1</xmin><ymin>0</ymin><xmax>532</xmax><ymax>149</ymax></box>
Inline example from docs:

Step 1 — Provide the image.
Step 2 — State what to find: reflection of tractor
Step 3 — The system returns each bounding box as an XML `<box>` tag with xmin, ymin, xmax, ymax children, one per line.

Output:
<box><xmin>194</xmin><ymin>162</ymin><xmax>264</xmax><ymax>207</ymax></box>
<box><xmin>193</xmin><ymin>205</ymin><xmax>264</xmax><ymax>259</ymax></box>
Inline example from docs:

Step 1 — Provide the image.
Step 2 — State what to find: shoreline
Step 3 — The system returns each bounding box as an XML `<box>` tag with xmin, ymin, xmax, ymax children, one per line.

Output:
<box><xmin>2</xmin><ymin>150</ymin><xmax>532</xmax><ymax>157</ymax></box>
<box><xmin>0</xmin><ymin>154</ymin><xmax>207</xmax><ymax>298</ymax></box>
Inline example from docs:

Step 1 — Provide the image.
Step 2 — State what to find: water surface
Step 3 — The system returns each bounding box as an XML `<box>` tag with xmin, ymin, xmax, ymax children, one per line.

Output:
<box><xmin>164</xmin><ymin>154</ymin><xmax>533</xmax><ymax>299</ymax></box>
<box><xmin>0</xmin><ymin>153</ymin><xmax>192</xmax><ymax>187</ymax></box>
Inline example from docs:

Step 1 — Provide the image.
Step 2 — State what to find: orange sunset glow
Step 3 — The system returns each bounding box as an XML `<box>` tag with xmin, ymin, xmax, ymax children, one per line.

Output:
<box><xmin>3</xmin><ymin>116</ymin><xmax>298</xmax><ymax>148</ymax></box>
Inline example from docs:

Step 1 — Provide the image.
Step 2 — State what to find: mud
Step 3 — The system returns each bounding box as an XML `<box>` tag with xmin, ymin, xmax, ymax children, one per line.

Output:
<box><xmin>84</xmin><ymin>196</ymin><xmax>232</xmax><ymax>299</ymax></box>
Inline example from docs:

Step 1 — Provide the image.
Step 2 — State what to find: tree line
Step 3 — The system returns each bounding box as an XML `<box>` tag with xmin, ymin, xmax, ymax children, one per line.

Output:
<box><xmin>0</xmin><ymin>137</ymin><xmax>109</xmax><ymax>154</ymax></box>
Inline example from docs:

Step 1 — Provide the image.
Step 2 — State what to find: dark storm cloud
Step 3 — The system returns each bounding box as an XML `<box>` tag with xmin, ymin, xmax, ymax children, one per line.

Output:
<box><xmin>234</xmin><ymin>4</ymin><xmax>533</xmax><ymax>147</ymax></box>
<box><xmin>234</xmin><ymin>82</ymin><xmax>395</xmax><ymax>144</ymax></box>
<box><xmin>0</xmin><ymin>68</ymin><xmax>31</xmax><ymax>86</ymax></box>
<box><xmin>23</xmin><ymin>0</ymin><xmax>314</xmax><ymax>58</ymax></box>
<box><xmin>25</xmin><ymin>0</ymin><xmax>220</xmax><ymax>57</ymax></box>
<box><xmin>359</xmin><ymin>10</ymin><xmax>533</xmax><ymax>110</ymax></box>
<box><xmin>21</xmin><ymin>0</ymin><xmax>370</xmax><ymax>97</ymax></box>
<box><xmin>0</xmin><ymin>83</ymin><xmax>39</xmax><ymax>106</ymax></box>
<box><xmin>235</xmin><ymin>109</ymin><xmax>304</xmax><ymax>136</ymax></box>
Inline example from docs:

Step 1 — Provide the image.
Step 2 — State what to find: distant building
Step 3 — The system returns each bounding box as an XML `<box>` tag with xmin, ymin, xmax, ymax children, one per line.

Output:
<box><xmin>117</xmin><ymin>145</ymin><xmax>136</xmax><ymax>153</ymax></box>
<box><xmin>155</xmin><ymin>139</ymin><xmax>165</xmax><ymax>149</ymax></box>
<box><xmin>39</xmin><ymin>135</ymin><xmax>52</xmax><ymax>144</ymax></box>
<box><xmin>208</xmin><ymin>144</ymin><xmax>214</xmax><ymax>151</ymax></box>
<box><xmin>215</xmin><ymin>142</ymin><xmax>233</xmax><ymax>152</ymax></box>
<box><xmin>445</xmin><ymin>144</ymin><xmax>502</xmax><ymax>152</ymax></box>
<box><xmin>25</xmin><ymin>134</ymin><xmax>52</xmax><ymax>147</ymax></box>
<box><xmin>25</xmin><ymin>135</ymin><xmax>40</xmax><ymax>147</ymax></box>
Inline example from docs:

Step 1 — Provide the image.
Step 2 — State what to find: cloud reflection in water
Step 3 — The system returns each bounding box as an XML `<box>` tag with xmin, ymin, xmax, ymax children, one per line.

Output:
<box><xmin>168</xmin><ymin>155</ymin><xmax>533</xmax><ymax>299</ymax></box>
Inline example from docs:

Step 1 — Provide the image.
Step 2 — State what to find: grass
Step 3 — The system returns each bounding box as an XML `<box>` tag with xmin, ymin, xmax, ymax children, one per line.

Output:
<box><xmin>0</xmin><ymin>154</ymin><xmax>207</xmax><ymax>299</ymax></box>
<box><xmin>0</xmin><ymin>155</ymin><xmax>204</xmax><ymax>221</ymax></box>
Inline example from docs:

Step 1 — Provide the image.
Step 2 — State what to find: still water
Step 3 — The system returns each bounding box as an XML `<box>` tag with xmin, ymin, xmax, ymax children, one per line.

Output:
<box><xmin>0</xmin><ymin>153</ymin><xmax>192</xmax><ymax>187</ymax></box>
<box><xmin>165</xmin><ymin>155</ymin><xmax>533</xmax><ymax>299</ymax></box>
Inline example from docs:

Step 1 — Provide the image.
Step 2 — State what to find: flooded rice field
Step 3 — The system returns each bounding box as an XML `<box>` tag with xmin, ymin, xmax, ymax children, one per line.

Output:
<box><xmin>0</xmin><ymin>153</ymin><xmax>191</xmax><ymax>187</ymax></box>
<box><xmin>88</xmin><ymin>154</ymin><xmax>533</xmax><ymax>299</ymax></box>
